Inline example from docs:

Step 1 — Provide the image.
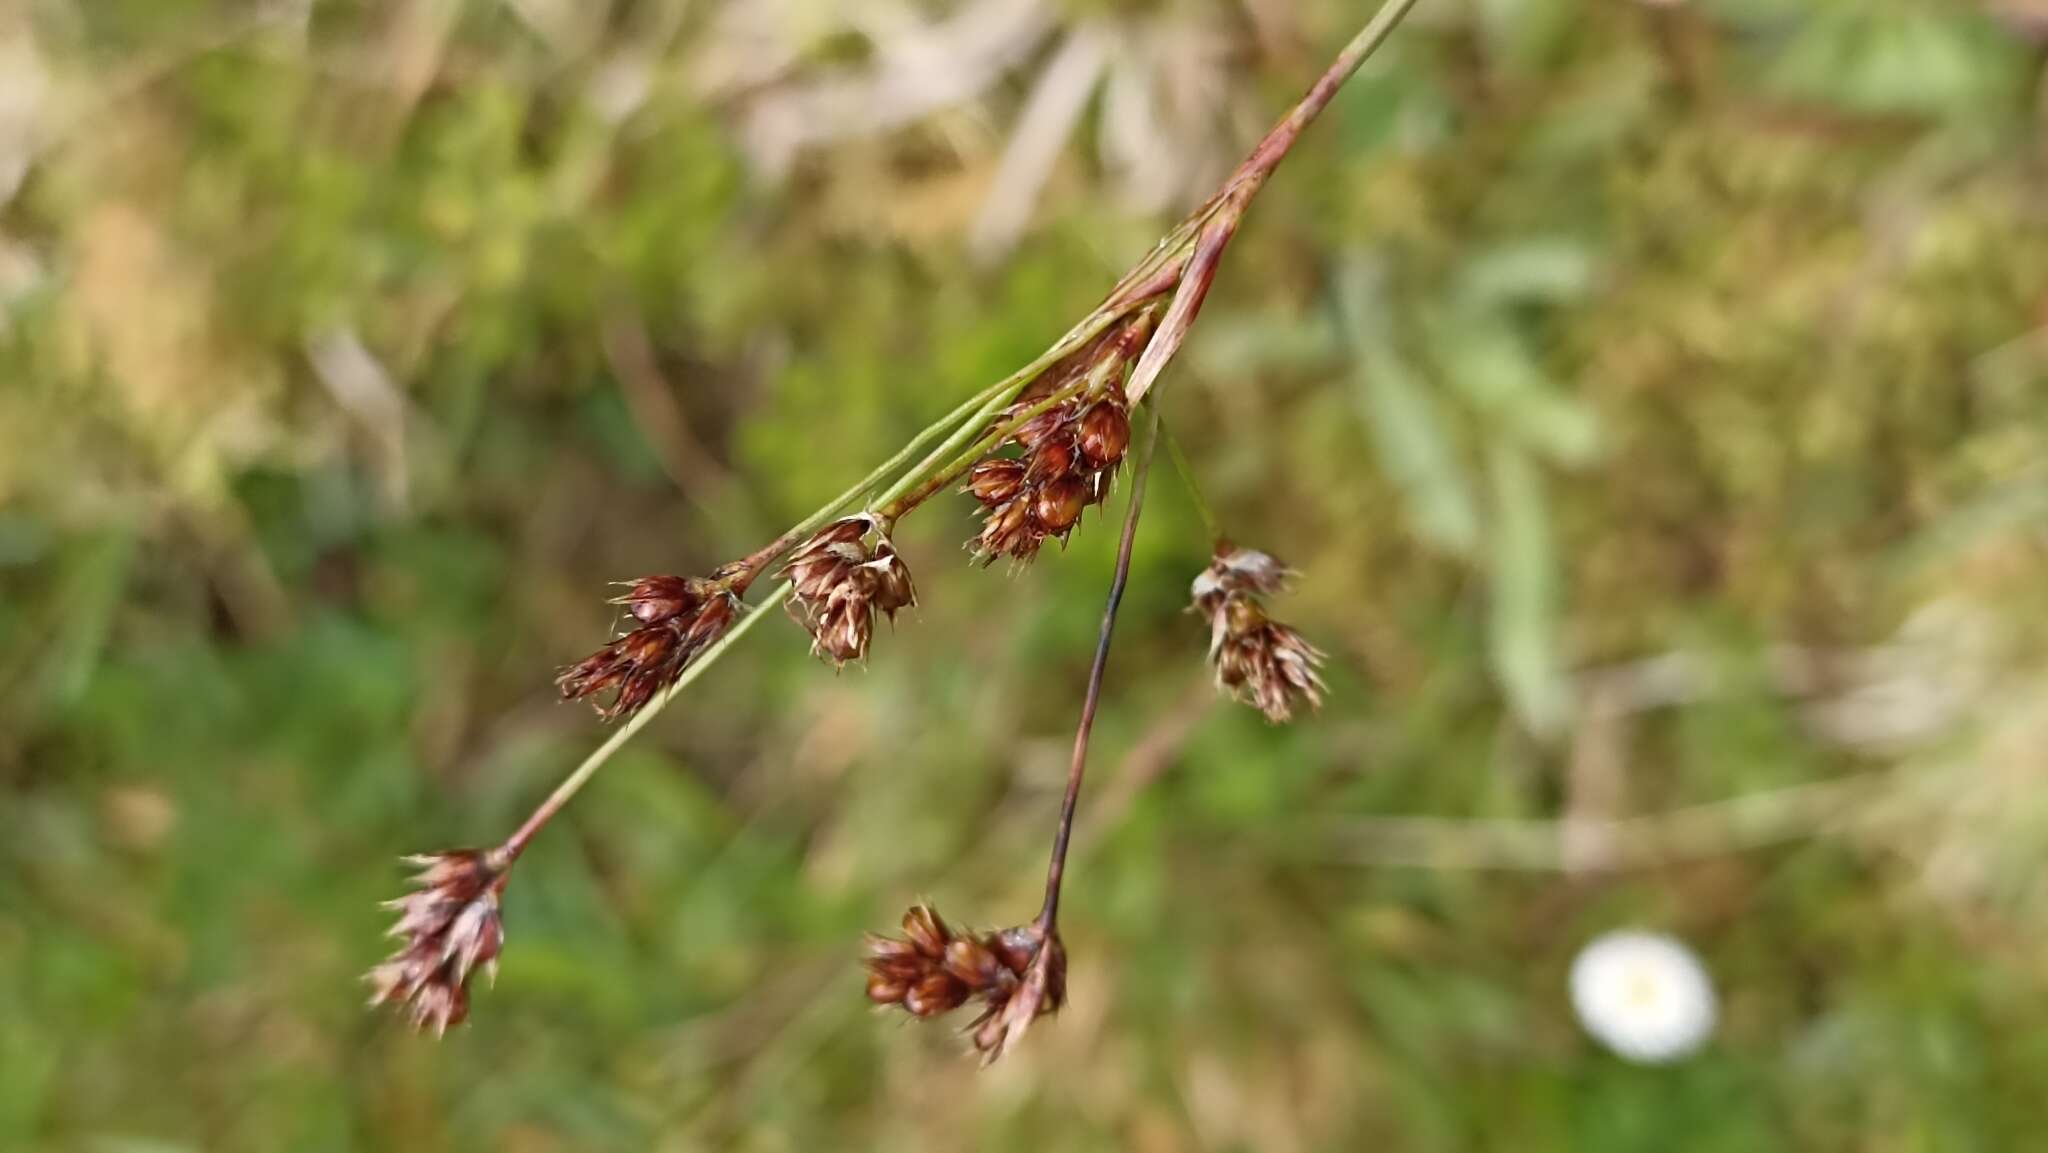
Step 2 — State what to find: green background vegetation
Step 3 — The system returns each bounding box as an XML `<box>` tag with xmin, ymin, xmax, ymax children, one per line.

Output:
<box><xmin>5</xmin><ymin>0</ymin><xmax>2048</xmax><ymax>1149</ymax></box>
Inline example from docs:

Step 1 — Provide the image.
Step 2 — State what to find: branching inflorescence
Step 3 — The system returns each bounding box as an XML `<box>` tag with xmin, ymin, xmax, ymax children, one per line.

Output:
<box><xmin>371</xmin><ymin>0</ymin><xmax>1423</xmax><ymax>1059</ymax></box>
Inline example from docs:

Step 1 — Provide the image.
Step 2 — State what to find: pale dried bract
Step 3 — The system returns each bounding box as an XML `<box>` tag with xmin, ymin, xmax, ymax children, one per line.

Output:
<box><xmin>1189</xmin><ymin>541</ymin><xmax>1292</xmax><ymax>602</ymax></box>
<box><xmin>1192</xmin><ymin>544</ymin><xmax>1326</xmax><ymax>722</ymax></box>
<box><xmin>366</xmin><ymin>848</ymin><xmax>509</xmax><ymax>1035</ymax></box>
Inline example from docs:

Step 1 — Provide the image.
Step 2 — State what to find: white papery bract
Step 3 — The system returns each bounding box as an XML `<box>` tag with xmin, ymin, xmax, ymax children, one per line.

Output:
<box><xmin>1569</xmin><ymin>930</ymin><xmax>1717</xmax><ymax>1064</ymax></box>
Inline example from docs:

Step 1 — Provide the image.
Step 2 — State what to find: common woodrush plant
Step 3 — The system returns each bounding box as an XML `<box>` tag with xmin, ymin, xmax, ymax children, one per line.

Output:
<box><xmin>371</xmin><ymin>0</ymin><xmax>1422</xmax><ymax>1055</ymax></box>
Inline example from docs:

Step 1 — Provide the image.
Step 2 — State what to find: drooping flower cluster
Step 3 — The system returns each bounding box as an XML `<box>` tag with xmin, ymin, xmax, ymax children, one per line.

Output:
<box><xmin>1191</xmin><ymin>543</ymin><xmax>1326</xmax><ymax>722</ymax></box>
<box><xmin>965</xmin><ymin>390</ymin><xmax>1132</xmax><ymax>564</ymax></box>
<box><xmin>964</xmin><ymin>321</ymin><xmax>1151</xmax><ymax>565</ymax></box>
<box><xmin>557</xmin><ymin>570</ymin><xmax>744</xmax><ymax>719</ymax></box>
<box><xmin>864</xmin><ymin>904</ymin><xmax>1066</xmax><ymax>1062</ymax></box>
<box><xmin>781</xmin><ymin>514</ymin><xmax>916</xmax><ymax>665</ymax></box>
<box><xmin>367</xmin><ymin>849</ymin><xmax>508</xmax><ymax>1035</ymax></box>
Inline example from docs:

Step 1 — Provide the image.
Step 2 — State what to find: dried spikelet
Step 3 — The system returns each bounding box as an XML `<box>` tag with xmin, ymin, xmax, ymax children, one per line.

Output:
<box><xmin>366</xmin><ymin>849</ymin><xmax>508</xmax><ymax>1034</ymax></box>
<box><xmin>863</xmin><ymin>904</ymin><xmax>1066</xmax><ymax>1063</ymax></box>
<box><xmin>966</xmin><ymin>394</ymin><xmax>1132</xmax><ymax>563</ymax></box>
<box><xmin>781</xmin><ymin>513</ymin><xmax>916</xmax><ymax>666</ymax></box>
<box><xmin>1191</xmin><ymin>543</ymin><xmax>1327</xmax><ymax>722</ymax></box>
<box><xmin>965</xmin><ymin>322</ymin><xmax>1149</xmax><ymax>566</ymax></box>
<box><xmin>557</xmin><ymin>571</ymin><xmax>744</xmax><ymax>719</ymax></box>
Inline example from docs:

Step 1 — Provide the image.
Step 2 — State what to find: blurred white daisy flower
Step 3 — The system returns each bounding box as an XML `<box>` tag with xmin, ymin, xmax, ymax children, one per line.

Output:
<box><xmin>1569</xmin><ymin>930</ymin><xmax>1717</xmax><ymax>1064</ymax></box>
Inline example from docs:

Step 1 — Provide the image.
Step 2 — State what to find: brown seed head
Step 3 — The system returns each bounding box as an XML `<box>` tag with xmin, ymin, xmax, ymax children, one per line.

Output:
<box><xmin>367</xmin><ymin>849</ymin><xmax>509</xmax><ymax>1035</ymax></box>
<box><xmin>872</xmin><ymin>555</ymin><xmax>917</xmax><ymax>617</ymax></box>
<box><xmin>560</xmin><ymin>571</ymin><xmax>745</xmax><ymax>719</ymax></box>
<box><xmin>781</xmin><ymin>514</ymin><xmax>917</xmax><ymax>667</ymax></box>
<box><xmin>1013</xmin><ymin>407</ymin><xmax>1065</xmax><ymax>449</ymax></box>
<box><xmin>1192</xmin><ymin>544</ymin><xmax>1326</xmax><ymax>722</ymax></box>
<box><xmin>959</xmin><ymin>312</ymin><xmax>1153</xmax><ymax>565</ymax></box>
<box><xmin>1076</xmin><ymin>400</ymin><xmax>1131</xmax><ymax>466</ymax></box>
<box><xmin>966</xmin><ymin>383</ymin><xmax>1135</xmax><ymax>565</ymax></box>
<box><xmin>862</xmin><ymin>904</ymin><xmax>1065</xmax><ymax>1062</ymax></box>
<box><xmin>1024</xmin><ymin>435</ymin><xmax>1076</xmax><ymax>485</ymax></box>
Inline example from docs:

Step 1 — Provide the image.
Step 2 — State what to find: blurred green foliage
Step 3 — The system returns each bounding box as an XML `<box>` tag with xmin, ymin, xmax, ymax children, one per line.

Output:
<box><xmin>4</xmin><ymin>0</ymin><xmax>2048</xmax><ymax>1150</ymax></box>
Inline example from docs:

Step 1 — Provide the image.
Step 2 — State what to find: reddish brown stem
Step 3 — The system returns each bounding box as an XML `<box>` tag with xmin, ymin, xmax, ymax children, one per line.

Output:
<box><xmin>1126</xmin><ymin>0</ymin><xmax>1424</xmax><ymax>405</ymax></box>
<box><xmin>500</xmin><ymin>582</ymin><xmax>791</xmax><ymax>863</ymax></box>
<box><xmin>1037</xmin><ymin>405</ymin><xmax>1160</xmax><ymax>931</ymax></box>
<box><xmin>729</xmin><ymin>530</ymin><xmax>809</xmax><ymax>592</ymax></box>
<box><xmin>1237</xmin><ymin>0</ymin><xmax>1425</xmax><ymax>197</ymax></box>
<box><xmin>1102</xmin><ymin>251</ymin><xmax>1192</xmax><ymax>313</ymax></box>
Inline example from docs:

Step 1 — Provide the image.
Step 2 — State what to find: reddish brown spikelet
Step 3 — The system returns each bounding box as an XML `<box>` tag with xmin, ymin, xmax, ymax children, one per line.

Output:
<box><xmin>1032</xmin><ymin>475</ymin><xmax>1089</xmax><ymax>534</ymax></box>
<box><xmin>962</xmin><ymin>316</ymin><xmax>1156</xmax><ymax>567</ymax></box>
<box><xmin>974</xmin><ymin>496</ymin><xmax>1041</xmax><ymax>563</ymax></box>
<box><xmin>616</xmin><ymin>574</ymin><xmax>697</xmax><ymax>624</ymax></box>
<box><xmin>558</xmin><ymin>573</ymin><xmax>743</xmax><ymax>719</ymax></box>
<box><xmin>1076</xmin><ymin>400</ymin><xmax>1131</xmax><ymax>466</ymax></box>
<box><xmin>863</xmin><ymin>904</ymin><xmax>1066</xmax><ymax>1063</ymax></box>
<box><xmin>966</xmin><ymin>393</ymin><xmax>1129</xmax><ymax>564</ymax></box>
<box><xmin>966</xmin><ymin>459</ymin><xmax>1026</xmax><ymax>506</ymax></box>
<box><xmin>366</xmin><ymin>849</ymin><xmax>508</xmax><ymax>1035</ymax></box>
<box><xmin>1191</xmin><ymin>544</ymin><xmax>1327</xmax><ymax>722</ymax></box>
<box><xmin>781</xmin><ymin>514</ymin><xmax>916</xmax><ymax>666</ymax></box>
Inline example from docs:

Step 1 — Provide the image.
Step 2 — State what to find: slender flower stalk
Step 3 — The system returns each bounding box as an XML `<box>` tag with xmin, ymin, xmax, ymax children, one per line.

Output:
<box><xmin>1039</xmin><ymin>406</ymin><xmax>1158</xmax><ymax>933</ymax></box>
<box><xmin>863</xmin><ymin>904</ymin><xmax>1066</xmax><ymax>1061</ymax></box>
<box><xmin>983</xmin><ymin>407</ymin><xmax>1161</xmax><ymax>1060</ymax></box>
<box><xmin>965</xmin><ymin>315</ymin><xmax>1152</xmax><ymax>565</ymax></box>
<box><xmin>501</xmin><ymin>584</ymin><xmax>789</xmax><ymax>863</ymax></box>
<box><xmin>1162</xmin><ymin>420</ymin><xmax>1224</xmax><ymax>545</ymax></box>
<box><xmin>370</xmin><ymin>587</ymin><xmax>788</xmax><ymax>1034</ymax></box>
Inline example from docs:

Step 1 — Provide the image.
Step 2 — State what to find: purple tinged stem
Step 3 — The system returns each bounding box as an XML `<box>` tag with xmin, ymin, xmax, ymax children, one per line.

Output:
<box><xmin>1037</xmin><ymin>404</ymin><xmax>1160</xmax><ymax>932</ymax></box>
<box><xmin>1123</xmin><ymin>212</ymin><xmax>1236</xmax><ymax>407</ymax></box>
